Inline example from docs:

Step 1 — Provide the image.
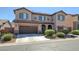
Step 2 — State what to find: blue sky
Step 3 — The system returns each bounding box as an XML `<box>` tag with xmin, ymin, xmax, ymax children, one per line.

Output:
<box><xmin>0</xmin><ymin>7</ymin><xmax>79</xmax><ymax>22</ymax></box>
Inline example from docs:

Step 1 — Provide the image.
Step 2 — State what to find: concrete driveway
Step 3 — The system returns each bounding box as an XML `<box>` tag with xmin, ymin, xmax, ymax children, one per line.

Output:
<box><xmin>16</xmin><ymin>34</ymin><xmax>50</xmax><ymax>43</ymax></box>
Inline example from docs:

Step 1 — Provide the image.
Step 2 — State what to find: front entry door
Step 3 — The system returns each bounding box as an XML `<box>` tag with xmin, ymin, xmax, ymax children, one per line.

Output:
<box><xmin>42</xmin><ymin>25</ymin><xmax>46</xmax><ymax>34</ymax></box>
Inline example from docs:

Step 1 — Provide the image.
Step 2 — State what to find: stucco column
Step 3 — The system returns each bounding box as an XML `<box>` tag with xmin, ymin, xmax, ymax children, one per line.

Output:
<box><xmin>14</xmin><ymin>24</ymin><xmax>19</xmax><ymax>34</ymax></box>
<box><xmin>52</xmin><ymin>25</ymin><xmax>54</xmax><ymax>30</ymax></box>
<box><xmin>55</xmin><ymin>14</ymin><xmax>58</xmax><ymax>31</ymax></box>
<box><xmin>38</xmin><ymin>24</ymin><xmax>42</xmax><ymax>34</ymax></box>
<box><xmin>46</xmin><ymin>24</ymin><xmax>48</xmax><ymax>30</ymax></box>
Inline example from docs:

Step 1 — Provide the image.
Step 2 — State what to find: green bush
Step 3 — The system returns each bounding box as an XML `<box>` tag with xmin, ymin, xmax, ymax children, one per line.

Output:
<box><xmin>52</xmin><ymin>34</ymin><xmax>56</xmax><ymax>39</ymax></box>
<box><xmin>45</xmin><ymin>34</ymin><xmax>56</xmax><ymax>39</ymax></box>
<box><xmin>62</xmin><ymin>29</ymin><xmax>70</xmax><ymax>34</ymax></box>
<box><xmin>1</xmin><ymin>33</ymin><xmax>14</xmax><ymax>41</ymax></box>
<box><xmin>56</xmin><ymin>32</ymin><xmax>65</xmax><ymax>38</ymax></box>
<box><xmin>71</xmin><ymin>30</ymin><xmax>79</xmax><ymax>35</ymax></box>
<box><xmin>45</xmin><ymin>29</ymin><xmax>55</xmax><ymax>36</ymax></box>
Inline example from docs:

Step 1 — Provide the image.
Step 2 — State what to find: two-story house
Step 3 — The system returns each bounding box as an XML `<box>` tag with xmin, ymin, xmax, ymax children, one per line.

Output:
<box><xmin>13</xmin><ymin>7</ymin><xmax>54</xmax><ymax>34</ymax></box>
<box><xmin>1</xmin><ymin>7</ymin><xmax>79</xmax><ymax>34</ymax></box>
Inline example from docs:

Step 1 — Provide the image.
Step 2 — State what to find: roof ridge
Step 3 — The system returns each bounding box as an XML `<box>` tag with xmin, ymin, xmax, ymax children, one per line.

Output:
<box><xmin>14</xmin><ymin>7</ymin><xmax>79</xmax><ymax>16</ymax></box>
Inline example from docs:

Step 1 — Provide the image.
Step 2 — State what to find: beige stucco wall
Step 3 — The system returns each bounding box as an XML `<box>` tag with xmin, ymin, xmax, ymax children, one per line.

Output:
<box><xmin>17</xmin><ymin>23</ymin><xmax>39</xmax><ymax>26</ymax></box>
<box><xmin>13</xmin><ymin>23</ymin><xmax>19</xmax><ymax>34</ymax></box>
<box><xmin>14</xmin><ymin>8</ymin><xmax>79</xmax><ymax>32</ymax></box>
<box><xmin>31</xmin><ymin>14</ymin><xmax>40</xmax><ymax>21</ymax></box>
<box><xmin>31</xmin><ymin>13</ymin><xmax>52</xmax><ymax>22</ymax></box>
<box><xmin>73</xmin><ymin>16</ymin><xmax>78</xmax><ymax>21</ymax></box>
<box><xmin>52</xmin><ymin>12</ymin><xmax>76</xmax><ymax>30</ymax></box>
<box><xmin>13</xmin><ymin>22</ymin><xmax>54</xmax><ymax>33</ymax></box>
<box><xmin>38</xmin><ymin>24</ymin><xmax>42</xmax><ymax>33</ymax></box>
<box><xmin>15</xmin><ymin>9</ymin><xmax>53</xmax><ymax>23</ymax></box>
<box><xmin>14</xmin><ymin>9</ymin><xmax>32</xmax><ymax>20</ymax></box>
<box><xmin>14</xmin><ymin>23</ymin><xmax>41</xmax><ymax>33</ymax></box>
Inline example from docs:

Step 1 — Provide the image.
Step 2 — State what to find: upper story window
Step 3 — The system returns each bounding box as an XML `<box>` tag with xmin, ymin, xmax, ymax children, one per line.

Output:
<box><xmin>39</xmin><ymin>16</ymin><xmax>46</xmax><ymax>21</ymax></box>
<box><xmin>19</xmin><ymin>13</ymin><xmax>29</xmax><ymax>20</ymax></box>
<box><xmin>58</xmin><ymin>15</ymin><xmax>65</xmax><ymax>21</ymax></box>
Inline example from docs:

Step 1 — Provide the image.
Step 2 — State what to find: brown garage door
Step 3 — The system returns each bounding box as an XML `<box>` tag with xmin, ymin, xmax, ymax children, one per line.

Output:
<box><xmin>19</xmin><ymin>26</ymin><xmax>38</xmax><ymax>34</ymax></box>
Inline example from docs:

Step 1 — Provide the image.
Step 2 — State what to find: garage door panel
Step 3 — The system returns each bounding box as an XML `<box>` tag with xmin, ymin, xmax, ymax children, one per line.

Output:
<box><xmin>19</xmin><ymin>26</ymin><xmax>38</xmax><ymax>34</ymax></box>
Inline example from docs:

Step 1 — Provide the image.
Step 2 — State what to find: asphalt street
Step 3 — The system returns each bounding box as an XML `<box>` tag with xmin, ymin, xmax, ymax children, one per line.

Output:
<box><xmin>0</xmin><ymin>39</ymin><xmax>79</xmax><ymax>51</ymax></box>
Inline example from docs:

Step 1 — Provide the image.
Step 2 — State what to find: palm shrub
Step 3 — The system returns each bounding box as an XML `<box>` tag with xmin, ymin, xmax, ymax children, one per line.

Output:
<box><xmin>56</xmin><ymin>32</ymin><xmax>65</xmax><ymax>38</ymax></box>
<box><xmin>45</xmin><ymin>29</ymin><xmax>55</xmax><ymax>37</ymax></box>
<box><xmin>71</xmin><ymin>30</ymin><xmax>79</xmax><ymax>35</ymax></box>
<box><xmin>1</xmin><ymin>33</ymin><xmax>14</xmax><ymax>41</ymax></box>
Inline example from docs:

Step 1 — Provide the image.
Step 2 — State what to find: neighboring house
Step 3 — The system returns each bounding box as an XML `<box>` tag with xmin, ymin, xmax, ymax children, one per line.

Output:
<box><xmin>0</xmin><ymin>20</ymin><xmax>16</xmax><ymax>33</ymax></box>
<box><xmin>0</xmin><ymin>20</ymin><xmax>11</xmax><ymax>30</ymax></box>
<box><xmin>1</xmin><ymin>7</ymin><xmax>79</xmax><ymax>34</ymax></box>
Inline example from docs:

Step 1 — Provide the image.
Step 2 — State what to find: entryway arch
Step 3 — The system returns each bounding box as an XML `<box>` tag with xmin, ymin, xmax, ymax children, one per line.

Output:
<box><xmin>48</xmin><ymin>25</ymin><xmax>52</xmax><ymax>29</ymax></box>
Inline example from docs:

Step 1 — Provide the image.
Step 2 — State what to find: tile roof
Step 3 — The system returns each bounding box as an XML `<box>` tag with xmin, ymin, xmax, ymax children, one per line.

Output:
<box><xmin>14</xmin><ymin>7</ymin><xmax>79</xmax><ymax>16</ymax></box>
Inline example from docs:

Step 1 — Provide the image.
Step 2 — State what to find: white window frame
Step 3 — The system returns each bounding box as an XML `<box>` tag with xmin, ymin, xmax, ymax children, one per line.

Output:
<box><xmin>19</xmin><ymin>13</ymin><xmax>29</xmax><ymax>20</ymax></box>
<box><xmin>39</xmin><ymin>16</ymin><xmax>46</xmax><ymax>21</ymax></box>
<box><xmin>58</xmin><ymin>15</ymin><xmax>65</xmax><ymax>21</ymax></box>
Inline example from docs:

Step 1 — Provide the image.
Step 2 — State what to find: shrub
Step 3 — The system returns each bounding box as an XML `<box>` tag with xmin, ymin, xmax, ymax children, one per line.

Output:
<box><xmin>62</xmin><ymin>29</ymin><xmax>70</xmax><ymax>34</ymax></box>
<box><xmin>52</xmin><ymin>34</ymin><xmax>56</xmax><ymax>39</ymax></box>
<box><xmin>45</xmin><ymin>34</ymin><xmax>56</xmax><ymax>39</ymax></box>
<box><xmin>71</xmin><ymin>30</ymin><xmax>79</xmax><ymax>35</ymax></box>
<box><xmin>1</xmin><ymin>33</ymin><xmax>14</xmax><ymax>41</ymax></box>
<box><xmin>56</xmin><ymin>32</ymin><xmax>65</xmax><ymax>38</ymax></box>
<box><xmin>45</xmin><ymin>29</ymin><xmax>55</xmax><ymax>36</ymax></box>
